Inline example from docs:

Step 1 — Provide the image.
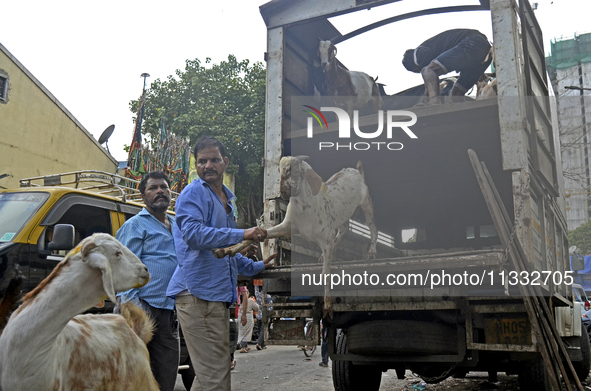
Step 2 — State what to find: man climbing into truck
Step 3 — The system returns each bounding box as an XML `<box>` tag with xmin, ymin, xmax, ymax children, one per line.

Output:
<box><xmin>402</xmin><ymin>28</ymin><xmax>492</xmax><ymax>105</ymax></box>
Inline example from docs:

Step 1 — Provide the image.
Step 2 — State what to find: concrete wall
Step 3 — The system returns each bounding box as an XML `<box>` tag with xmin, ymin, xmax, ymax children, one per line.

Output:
<box><xmin>0</xmin><ymin>43</ymin><xmax>117</xmax><ymax>190</ymax></box>
<box><xmin>553</xmin><ymin>63</ymin><xmax>591</xmax><ymax>230</ymax></box>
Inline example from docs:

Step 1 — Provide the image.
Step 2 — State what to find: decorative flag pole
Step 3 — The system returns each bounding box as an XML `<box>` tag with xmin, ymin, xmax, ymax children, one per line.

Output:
<box><xmin>126</xmin><ymin>73</ymin><xmax>150</xmax><ymax>180</ymax></box>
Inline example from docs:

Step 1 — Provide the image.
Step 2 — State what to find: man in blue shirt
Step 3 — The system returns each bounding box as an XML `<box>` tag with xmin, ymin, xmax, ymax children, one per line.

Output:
<box><xmin>116</xmin><ymin>171</ymin><xmax>179</xmax><ymax>391</ymax></box>
<box><xmin>167</xmin><ymin>136</ymin><xmax>275</xmax><ymax>391</ymax></box>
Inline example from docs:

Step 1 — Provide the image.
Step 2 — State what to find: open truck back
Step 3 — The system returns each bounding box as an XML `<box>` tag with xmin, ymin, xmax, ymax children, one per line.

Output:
<box><xmin>255</xmin><ymin>1</ymin><xmax>588</xmax><ymax>390</ymax></box>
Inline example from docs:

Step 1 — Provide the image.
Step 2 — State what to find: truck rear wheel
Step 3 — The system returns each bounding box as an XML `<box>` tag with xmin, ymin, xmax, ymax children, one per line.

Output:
<box><xmin>572</xmin><ymin>326</ymin><xmax>591</xmax><ymax>381</ymax></box>
<box><xmin>332</xmin><ymin>330</ymin><xmax>382</xmax><ymax>391</ymax></box>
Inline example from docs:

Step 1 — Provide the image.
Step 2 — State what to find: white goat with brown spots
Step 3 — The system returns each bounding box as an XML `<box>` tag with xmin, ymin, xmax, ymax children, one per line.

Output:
<box><xmin>317</xmin><ymin>40</ymin><xmax>382</xmax><ymax>117</ymax></box>
<box><xmin>476</xmin><ymin>74</ymin><xmax>498</xmax><ymax>100</ymax></box>
<box><xmin>0</xmin><ymin>233</ymin><xmax>158</xmax><ymax>391</ymax></box>
<box><xmin>214</xmin><ymin>156</ymin><xmax>378</xmax><ymax>315</ymax></box>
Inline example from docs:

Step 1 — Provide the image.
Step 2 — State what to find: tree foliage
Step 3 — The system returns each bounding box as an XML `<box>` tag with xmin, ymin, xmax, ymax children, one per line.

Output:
<box><xmin>569</xmin><ymin>220</ymin><xmax>591</xmax><ymax>255</ymax></box>
<box><xmin>131</xmin><ymin>55</ymin><xmax>266</xmax><ymax>226</ymax></box>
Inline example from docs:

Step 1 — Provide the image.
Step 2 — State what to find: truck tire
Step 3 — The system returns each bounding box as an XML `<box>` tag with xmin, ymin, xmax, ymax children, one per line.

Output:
<box><xmin>572</xmin><ymin>326</ymin><xmax>591</xmax><ymax>381</ymax></box>
<box><xmin>332</xmin><ymin>330</ymin><xmax>382</xmax><ymax>391</ymax></box>
<box><xmin>346</xmin><ymin>320</ymin><xmax>457</xmax><ymax>355</ymax></box>
<box><xmin>518</xmin><ymin>357</ymin><xmax>549</xmax><ymax>391</ymax></box>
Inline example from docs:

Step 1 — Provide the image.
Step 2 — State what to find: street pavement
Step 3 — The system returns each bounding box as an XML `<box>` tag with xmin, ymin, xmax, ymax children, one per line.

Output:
<box><xmin>173</xmin><ymin>344</ymin><xmax>527</xmax><ymax>391</ymax></box>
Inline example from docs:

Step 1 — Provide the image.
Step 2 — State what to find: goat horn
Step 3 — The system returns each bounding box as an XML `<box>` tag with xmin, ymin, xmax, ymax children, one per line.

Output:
<box><xmin>295</xmin><ymin>155</ymin><xmax>310</xmax><ymax>161</ymax></box>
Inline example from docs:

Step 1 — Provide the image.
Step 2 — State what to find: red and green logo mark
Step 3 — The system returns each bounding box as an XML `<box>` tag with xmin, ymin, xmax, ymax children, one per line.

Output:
<box><xmin>302</xmin><ymin>105</ymin><xmax>329</xmax><ymax>129</ymax></box>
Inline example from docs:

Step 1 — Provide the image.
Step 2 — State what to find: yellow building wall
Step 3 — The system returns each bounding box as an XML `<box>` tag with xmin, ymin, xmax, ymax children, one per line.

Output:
<box><xmin>0</xmin><ymin>43</ymin><xmax>117</xmax><ymax>189</ymax></box>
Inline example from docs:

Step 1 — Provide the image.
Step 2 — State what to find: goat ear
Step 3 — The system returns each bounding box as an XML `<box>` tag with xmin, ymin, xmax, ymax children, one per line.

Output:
<box><xmin>80</xmin><ymin>240</ymin><xmax>97</xmax><ymax>259</ymax></box>
<box><xmin>84</xmin><ymin>252</ymin><xmax>117</xmax><ymax>304</ymax></box>
<box><xmin>303</xmin><ymin>166</ymin><xmax>323</xmax><ymax>196</ymax></box>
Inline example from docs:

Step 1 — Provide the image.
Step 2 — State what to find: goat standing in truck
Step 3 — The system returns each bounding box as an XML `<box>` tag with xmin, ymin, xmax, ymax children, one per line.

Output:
<box><xmin>317</xmin><ymin>39</ymin><xmax>382</xmax><ymax>117</ymax></box>
<box><xmin>402</xmin><ymin>29</ymin><xmax>492</xmax><ymax>105</ymax></box>
<box><xmin>213</xmin><ymin>156</ymin><xmax>379</xmax><ymax>316</ymax></box>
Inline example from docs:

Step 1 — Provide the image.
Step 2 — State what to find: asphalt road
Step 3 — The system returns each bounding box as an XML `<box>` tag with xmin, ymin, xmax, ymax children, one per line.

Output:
<box><xmin>173</xmin><ymin>344</ymin><xmax>530</xmax><ymax>391</ymax></box>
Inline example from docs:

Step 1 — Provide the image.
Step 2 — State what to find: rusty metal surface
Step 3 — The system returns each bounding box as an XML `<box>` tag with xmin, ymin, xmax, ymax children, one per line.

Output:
<box><xmin>269</xmin><ymin>319</ymin><xmax>306</xmax><ymax>341</ymax></box>
<box><xmin>484</xmin><ymin>317</ymin><xmax>532</xmax><ymax>345</ymax></box>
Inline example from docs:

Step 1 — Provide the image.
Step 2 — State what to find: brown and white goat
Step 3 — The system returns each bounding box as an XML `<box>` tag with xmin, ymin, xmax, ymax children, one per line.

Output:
<box><xmin>317</xmin><ymin>40</ymin><xmax>382</xmax><ymax>117</ymax></box>
<box><xmin>0</xmin><ymin>233</ymin><xmax>158</xmax><ymax>391</ymax></box>
<box><xmin>213</xmin><ymin>156</ymin><xmax>378</xmax><ymax>315</ymax></box>
<box><xmin>476</xmin><ymin>73</ymin><xmax>498</xmax><ymax>100</ymax></box>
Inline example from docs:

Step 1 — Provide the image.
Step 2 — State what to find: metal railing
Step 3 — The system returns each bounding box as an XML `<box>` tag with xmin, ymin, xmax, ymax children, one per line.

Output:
<box><xmin>19</xmin><ymin>170</ymin><xmax>179</xmax><ymax>209</ymax></box>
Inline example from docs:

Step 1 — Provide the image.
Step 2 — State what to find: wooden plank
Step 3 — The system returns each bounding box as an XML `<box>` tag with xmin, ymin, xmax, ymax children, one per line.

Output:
<box><xmin>469</xmin><ymin>149</ymin><xmax>562</xmax><ymax>390</ymax></box>
<box><xmin>471</xmin><ymin>150</ymin><xmax>583</xmax><ymax>391</ymax></box>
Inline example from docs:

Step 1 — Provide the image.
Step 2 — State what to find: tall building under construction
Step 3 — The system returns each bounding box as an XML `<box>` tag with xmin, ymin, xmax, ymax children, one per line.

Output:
<box><xmin>547</xmin><ymin>33</ymin><xmax>591</xmax><ymax>230</ymax></box>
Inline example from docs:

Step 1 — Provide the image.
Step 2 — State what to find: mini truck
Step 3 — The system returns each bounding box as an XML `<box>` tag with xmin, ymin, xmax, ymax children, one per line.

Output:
<box><xmin>255</xmin><ymin>1</ymin><xmax>590</xmax><ymax>390</ymax></box>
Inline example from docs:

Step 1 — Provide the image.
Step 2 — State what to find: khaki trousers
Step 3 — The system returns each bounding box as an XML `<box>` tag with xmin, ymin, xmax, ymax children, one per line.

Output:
<box><xmin>176</xmin><ymin>295</ymin><xmax>231</xmax><ymax>391</ymax></box>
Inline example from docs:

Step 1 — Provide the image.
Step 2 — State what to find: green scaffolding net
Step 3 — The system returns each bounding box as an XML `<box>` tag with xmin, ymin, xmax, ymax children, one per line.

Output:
<box><xmin>546</xmin><ymin>33</ymin><xmax>591</xmax><ymax>69</ymax></box>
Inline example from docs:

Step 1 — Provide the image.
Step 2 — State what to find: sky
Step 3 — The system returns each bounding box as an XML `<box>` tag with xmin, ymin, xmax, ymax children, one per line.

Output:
<box><xmin>1</xmin><ymin>0</ymin><xmax>590</xmax><ymax>162</ymax></box>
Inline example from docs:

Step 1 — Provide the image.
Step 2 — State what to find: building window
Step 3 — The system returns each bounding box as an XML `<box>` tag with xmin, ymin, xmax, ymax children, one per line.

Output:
<box><xmin>0</xmin><ymin>75</ymin><xmax>7</xmax><ymax>101</ymax></box>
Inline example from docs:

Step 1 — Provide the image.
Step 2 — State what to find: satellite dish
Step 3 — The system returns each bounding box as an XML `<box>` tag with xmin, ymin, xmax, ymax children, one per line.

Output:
<box><xmin>569</xmin><ymin>245</ymin><xmax>578</xmax><ymax>255</ymax></box>
<box><xmin>98</xmin><ymin>125</ymin><xmax>115</xmax><ymax>154</ymax></box>
<box><xmin>99</xmin><ymin>125</ymin><xmax>115</xmax><ymax>144</ymax></box>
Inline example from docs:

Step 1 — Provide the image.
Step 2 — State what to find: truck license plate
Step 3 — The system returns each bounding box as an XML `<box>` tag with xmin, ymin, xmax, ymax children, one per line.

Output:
<box><xmin>484</xmin><ymin>317</ymin><xmax>531</xmax><ymax>345</ymax></box>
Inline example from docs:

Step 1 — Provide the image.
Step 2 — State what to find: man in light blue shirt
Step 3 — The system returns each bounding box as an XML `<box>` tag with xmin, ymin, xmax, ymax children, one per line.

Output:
<box><xmin>167</xmin><ymin>136</ymin><xmax>275</xmax><ymax>391</ymax></box>
<box><xmin>116</xmin><ymin>171</ymin><xmax>179</xmax><ymax>391</ymax></box>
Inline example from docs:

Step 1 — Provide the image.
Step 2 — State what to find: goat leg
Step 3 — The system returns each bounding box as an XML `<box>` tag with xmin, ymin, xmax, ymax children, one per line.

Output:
<box><xmin>212</xmin><ymin>239</ymin><xmax>255</xmax><ymax>259</ymax></box>
<box><xmin>360</xmin><ymin>195</ymin><xmax>379</xmax><ymax>259</ymax></box>
<box><xmin>212</xmin><ymin>219</ymin><xmax>293</xmax><ymax>259</ymax></box>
